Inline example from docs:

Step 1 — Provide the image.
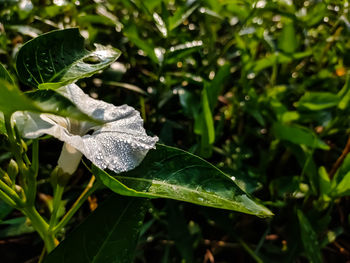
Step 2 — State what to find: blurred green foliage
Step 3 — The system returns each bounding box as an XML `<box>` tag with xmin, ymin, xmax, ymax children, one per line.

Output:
<box><xmin>1</xmin><ymin>0</ymin><xmax>350</xmax><ymax>262</ymax></box>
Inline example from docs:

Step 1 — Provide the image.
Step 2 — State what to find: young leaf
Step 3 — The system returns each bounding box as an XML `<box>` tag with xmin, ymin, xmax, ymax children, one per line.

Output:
<box><xmin>16</xmin><ymin>28</ymin><xmax>121</xmax><ymax>89</ymax></box>
<box><xmin>92</xmin><ymin>144</ymin><xmax>273</xmax><ymax>217</ymax></box>
<box><xmin>44</xmin><ymin>195</ymin><xmax>148</xmax><ymax>263</ymax></box>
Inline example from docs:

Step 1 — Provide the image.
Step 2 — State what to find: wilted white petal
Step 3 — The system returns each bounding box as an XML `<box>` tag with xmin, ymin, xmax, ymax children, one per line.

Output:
<box><xmin>14</xmin><ymin>84</ymin><xmax>158</xmax><ymax>173</ymax></box>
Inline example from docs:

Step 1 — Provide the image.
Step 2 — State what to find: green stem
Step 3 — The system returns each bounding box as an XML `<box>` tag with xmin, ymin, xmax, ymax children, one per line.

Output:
<box><xmin>0</xmin><ymin>188</ymin><xmax>17</xmax><ymax>207</ymax></box>
<box><xmin>22</xmin><ymin>205</ymin><xmax>56</xmax><ymax>253</ymax></box>
<box><xmin>0</xmin><ymin>179</ymin><xmax>24</xmax><ymax>206</ymax></box>
<box><xmin>32</xmin><ymin>139</ymin><xmax>39</xmax><ymax>177</ymax></box>
<box><xmin>49</xmin><ymin>184</ymin><xmax>65</xmax><ymax>230</ymax></box>
<box><xmin>53</xmin><ymin>176</ymin><xmax>97</xmax><ymax>234</ymax></box>
<box><xmin>237</xmin><ymin>238</ymin><xmax>263</xmax><ymax>263</ymax></box>
<box><xmin>4</xmin><ymin>115</ymin><xmax>27</xmax><ymax>171</ymax></box>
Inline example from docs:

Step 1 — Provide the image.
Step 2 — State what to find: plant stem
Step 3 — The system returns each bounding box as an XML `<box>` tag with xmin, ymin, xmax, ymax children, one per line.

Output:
<box><xmin>0</xmin><ymin>178</ymin><xmax>24</xmax><ymax>206</ymax></box>
<box><xmin>4</xmin><ymin>114</ymin><xmax>28</xmax><ymax>175</ymax></box>
<box><xmin>22</xmin><ymin>205</ymin><xmax>57</xmax><ymax>253</ymax></box>
<box><xmin>0</xmin><ymin>188</ymin><xmax>17</xmax><ymax>207</ymax></box>
<box><xmin>48</xmin><ymin>184</ymin><xmax>65</xmax><ymax>230</ymax></box>
<box><xmin>53</xmin><ymin>176</ymin><xmax>97</xmax><ymax>234</ymax></box>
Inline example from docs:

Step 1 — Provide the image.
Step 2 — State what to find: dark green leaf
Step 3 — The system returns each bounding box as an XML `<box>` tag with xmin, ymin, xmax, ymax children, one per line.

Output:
<box><xmin>16</xmin><ymin>28</ymin><xmax>121</xmax><ymax>89</ymax></box>
<box><xmin>297</xmin><ymin>210</ymin><xmax>322</xmax><ymax>263</ymax></box>
<box><xmin>44</xmin><ymin>195</ymin><xmax>148</xmax><ymax>263</ymax></box>
<box><xmin>93</xmin><ymin>144</ymin><xmax>273</xmax><ymax>217</ymax></box>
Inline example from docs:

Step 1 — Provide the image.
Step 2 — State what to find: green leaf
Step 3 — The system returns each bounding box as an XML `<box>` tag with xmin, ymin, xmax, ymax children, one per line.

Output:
<box><xmin>331</xmin><ymin>171</ymin><xmax>350</xmax><ymax>198</ymax></box>
<box><xmin>338</xmin><ymin>75</ymin><xmax>350</xmax><ymax>110</ymax></box>
<box><xmin>168</xmin><ymin>4</ymin><xmax>198</xmax><ymax>31</ymax></box>
<box><xmin>44</xmin><ymin>195</ymin><xmax>148</xmax><ymax>263</ymax></box>
<box><xmin>124</xmin><ymin>25</ymin><xmax>158</xmax><ymax>64</ymax></box>
<box><xmin>0</xmin><ymin>217</ymin><xmax>34</xmax><ymax>238</ymax></box>
<box><xmin>297</xmin><ymin>210</ymin><xmax>322</xmax><ymax>263</ymax></box>
<box><xmin>318</xmin><ymin>166</ymin><xmax>331</xmax><ymax>197</ymax></box>
<box><xmin>272</xmin><ymin>122</ymin><xmax>329</xmax><ymax>150</ymax></box>
<box><xmin>93</xmin><ymin>144</ymin><xmax>273</xmax><ymax>217</ymax></box>
<box><xmin>153</xmin><ymin>12</ymin><xmax>168</xmax><ymax>37</ymax></box>
<box><xmin>16</xmin><ymin>28</ymin><xmax>121</xmax><ymax>89</ymax></box>
<box><xmin>278</xmin><ymin>21</ymin><xmax>297</xmax><ymax>53</ymax></box>
<box><xmin>296</xmin><ymin>92</ymin><xmax>340</xmax><ymax>111</ymax></box>
<box><xmin>0</xmin><ymin>79</ymin><xmax>94</xmax><ymax>123</ymax></box>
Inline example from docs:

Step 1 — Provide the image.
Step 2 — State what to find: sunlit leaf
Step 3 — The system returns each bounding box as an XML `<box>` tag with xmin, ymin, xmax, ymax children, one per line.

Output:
<box><xmin>93</xmin><ymin>144</ymin><xmax>273</xmax><ymax>217</ymax></box>
<box><xmin>16</xmin><ymin>28</ymin><xmax>121</xmax><ymax>89</ymax></box>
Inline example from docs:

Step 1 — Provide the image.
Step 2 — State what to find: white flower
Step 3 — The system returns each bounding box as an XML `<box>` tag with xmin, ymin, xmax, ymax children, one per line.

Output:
<box><xmin>13</xmin><ymin>84</ymin><xmax>158</xmax><ymax>174</ymax></box>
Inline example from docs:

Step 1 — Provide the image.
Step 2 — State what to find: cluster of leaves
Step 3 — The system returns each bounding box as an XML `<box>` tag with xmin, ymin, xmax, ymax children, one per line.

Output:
<box><xmin>1</xmin><ymin>0</ymin><xmax>350</xmax><ymax>262</ymax></box>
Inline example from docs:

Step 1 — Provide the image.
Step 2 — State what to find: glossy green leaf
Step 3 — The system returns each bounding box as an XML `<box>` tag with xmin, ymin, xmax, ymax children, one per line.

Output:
<box><xmin>93</xmin><ymin>144</ymin><xmax>273</xmax><ymax>217</ymax></box>
<box><xmin>0</xmin><ymin>79</ymin><xmax>94</xmax><ymax>123</ymax></box>
<box><xmin>16</xmin><ymin>28</ymin><xmax>121</xmax><ymax>89</ymax></box>
<box><xmin>44</xmin><ymin>195</ymin><xmax>148</xmax><ymax>263</ymax></box>
<box><xmin>272</xmin><ymin>122</ymin><xmax>329</xmax><ymax>150</ymax></box>
<box><xmin>297</xmin><ymin>210</ymin><xmax>322</xmax><ymax>263</ymax></box>
<box><xmin>296</xmin><ymin>92</ymin><xmax>340</xmax><ymax>111</ymax></box>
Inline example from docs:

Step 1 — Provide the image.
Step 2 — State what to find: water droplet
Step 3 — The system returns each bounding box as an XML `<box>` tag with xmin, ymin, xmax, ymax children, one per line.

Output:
<box><xmin>198</xmin><ymin>197</ymin><xmax>204</xmax><ymax>202</ymax></box>
<box><xmin>83</xmin><ymin>55</ymin><xmax>101</xmax><ymax>64</ymax></box>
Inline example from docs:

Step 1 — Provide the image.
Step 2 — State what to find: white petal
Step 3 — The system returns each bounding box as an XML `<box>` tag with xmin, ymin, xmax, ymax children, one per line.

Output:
<box><xmin>14</xmin><ymin>84</ymin><xmax>158</xmax><ymax>173</ymax></box>
<box><xmin>59</xmin><ymin>86</ymin><xmax>158</xmax><ymax>172</ymax></box>
<box><xmin>12</xmin><ymin>112</ymin><xmax>69</xmax><ymax>139</ymax></box>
